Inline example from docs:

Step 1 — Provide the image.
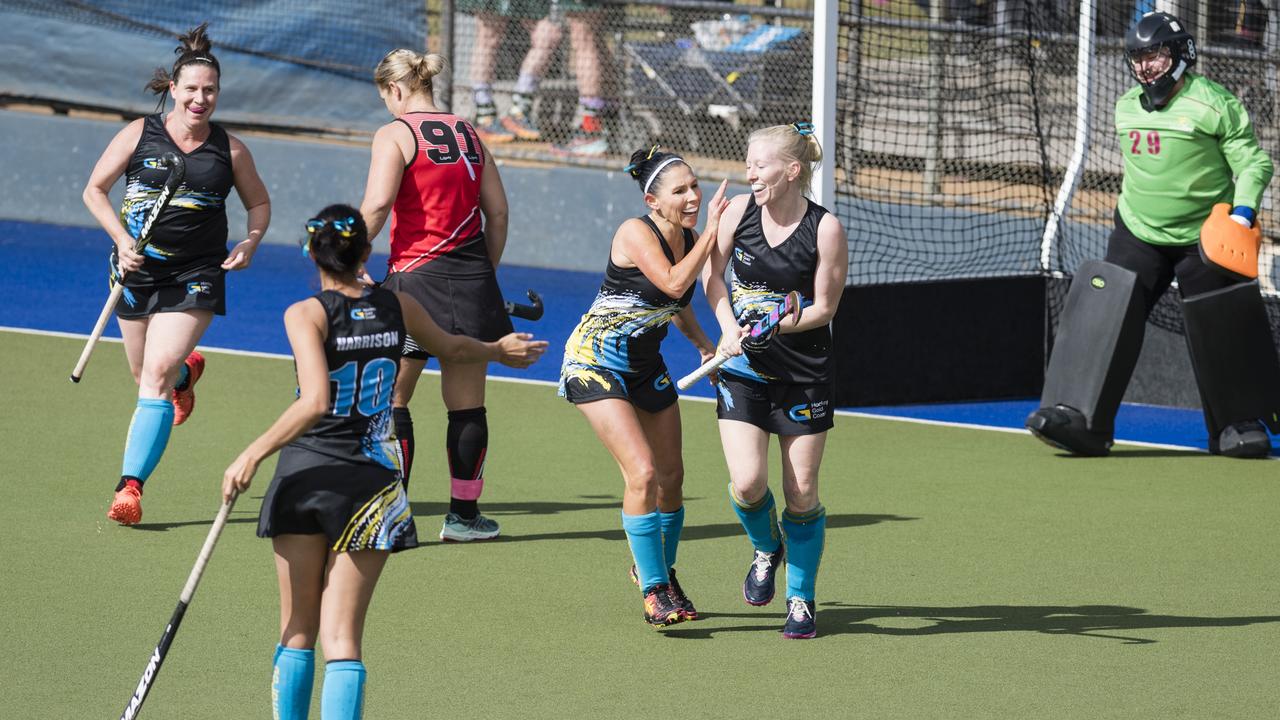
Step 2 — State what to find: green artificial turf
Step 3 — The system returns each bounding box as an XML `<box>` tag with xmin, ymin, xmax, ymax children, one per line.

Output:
<box><xmin>2</xmin><ymin>330</ymin><xmax>1278</xmax><ymax>719</ymax></box>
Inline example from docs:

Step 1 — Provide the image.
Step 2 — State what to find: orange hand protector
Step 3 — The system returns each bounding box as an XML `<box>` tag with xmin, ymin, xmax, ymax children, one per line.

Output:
<box><xmin>1199</xmin><ymin>203</ymin><xmax>1262</xmax><ymax>281</ymax></box>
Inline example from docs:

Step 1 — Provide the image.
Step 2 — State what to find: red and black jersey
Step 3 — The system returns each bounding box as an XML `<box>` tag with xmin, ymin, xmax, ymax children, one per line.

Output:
<box><xmin>387</xmin><ymin>112</ymin><xmax>490</xmax><ymax>276</ymax></box>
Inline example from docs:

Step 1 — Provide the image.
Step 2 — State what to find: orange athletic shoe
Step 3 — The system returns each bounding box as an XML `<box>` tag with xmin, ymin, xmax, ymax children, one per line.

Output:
<box><xmin>107</xmin><ymin>483</ymin><xmax>143</xmax><ymax>525</ymax></box>
<box><xmin>172</xmin><ymin>351</ymin><xmax>205</xmax><ymax>426</ymax></box>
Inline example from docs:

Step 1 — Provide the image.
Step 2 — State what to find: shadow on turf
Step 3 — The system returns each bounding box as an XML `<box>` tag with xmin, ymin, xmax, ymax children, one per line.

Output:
<box><xmin>410</xmin><ymin>497</ymin><xmax>624</xmax><ymax>519</ymax></box>
<box><xmin>454</xmin><ymin>512</ymin><xmax>916</xmax><ymax>543</ymax></box>
<box><xmin>662</xmin><ymin>602</ymin><xmax>1280</xmax><ymax>643</ymax></box>
<box><xmin>129</xmin><ymin>516</ymin><xmax>259</xmax><ymax>531</ymax></box>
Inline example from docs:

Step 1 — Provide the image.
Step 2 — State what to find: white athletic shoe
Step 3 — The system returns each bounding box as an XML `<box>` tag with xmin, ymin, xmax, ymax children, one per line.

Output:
<box><xmin>439</xmin><ymin>512</ymin><xmax>501</xmax><ymax>542</ymax></box>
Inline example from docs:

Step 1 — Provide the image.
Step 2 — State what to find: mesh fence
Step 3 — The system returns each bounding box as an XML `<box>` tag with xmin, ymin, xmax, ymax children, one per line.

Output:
<box><xmin>446</xmin><ymin>0</ymin><xmax>814</xmax><ymax>168</ymax></box>
<box><xmin>833</xmin><ymin>0</ymin><xmax>1279</xmax><ymax>352</ymax></box>
<box><xmin>1049</xmin><ymin>1</ymin><xmax>1280</xmax><ymax>339</ymax></box>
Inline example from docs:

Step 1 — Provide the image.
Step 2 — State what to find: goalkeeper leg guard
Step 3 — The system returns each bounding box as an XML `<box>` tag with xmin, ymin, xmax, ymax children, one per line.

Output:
<box><xmin>1182</xmin><ymin>281</ymin><xmax>1280</xmax><ymax>457</ymax></box>
<box><xmin>1028</xmin><ymin>261</ymin><xmax>1146</xmax><ymax>455</ymax></box>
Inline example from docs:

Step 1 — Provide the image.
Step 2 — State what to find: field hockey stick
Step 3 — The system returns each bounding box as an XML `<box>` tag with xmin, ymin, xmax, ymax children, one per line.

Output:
<box><xmin>505</xmin><ymin>289</ymin><xmax>544</xmax><ymax>321</ymax></box>
<box><xmin>676</xmin><ymin>290</ymin><xmax>802</xmax><ymax>391</ymax></box>
<box><xmin>119</xmin><ymin>493</ymin><xmax>236</xmax><ymax>720</ymax></box>
<box><xmin>71</xmin><ymin>152</ymin><xmax>186</xmax><ymax>383</ymax></box>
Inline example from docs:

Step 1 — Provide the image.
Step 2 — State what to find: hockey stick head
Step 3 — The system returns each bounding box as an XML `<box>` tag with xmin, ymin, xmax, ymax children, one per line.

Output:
<box><xmin>505</xmin><ymin>289</ymin><xmax>544</xmax><ymax>321</ymax></box>
<box><xmin>742</xmin><ymin>290</ymin><xmax>803</xmax><ymax>351</ymax></box>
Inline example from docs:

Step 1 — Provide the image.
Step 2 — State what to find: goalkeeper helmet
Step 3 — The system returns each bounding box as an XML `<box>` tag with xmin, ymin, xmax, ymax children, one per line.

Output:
<box><xmin>1124</xmin><ymin>11</ymin><xmax>1197</xmax><ymax>111</ymax></box>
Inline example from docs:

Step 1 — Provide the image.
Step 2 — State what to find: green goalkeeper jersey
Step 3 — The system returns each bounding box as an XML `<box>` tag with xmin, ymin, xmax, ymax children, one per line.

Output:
<box><xmin>1115</xmin><ymin>73</ymin><xmax>1273</xmax><ymax>246</ymax></box>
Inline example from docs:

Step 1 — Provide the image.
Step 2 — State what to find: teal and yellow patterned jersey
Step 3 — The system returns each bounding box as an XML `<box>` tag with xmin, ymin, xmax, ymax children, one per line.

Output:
<box><xmin>562</xmin><ymin>217</ymin><xmax>695</xmax><ymax>374</ymax></box>
<box><xmin>118</xmin><ymin>113</ymin><xmax>233</xmax><ymax>282</ymax></box>
<box><xmin>1115</xmin><ymin>73</ymin><xmax>1273</xmax><ymax>246</ymax></box>
<box><xmin>289</xmin><ymin>288</ymin><xmax>405</xmax><ymax>474</ymax></box>
<box><xmin>721</xmin><ymin>197</ymin><xmax>832</xmax><ymax>385</ymax></box>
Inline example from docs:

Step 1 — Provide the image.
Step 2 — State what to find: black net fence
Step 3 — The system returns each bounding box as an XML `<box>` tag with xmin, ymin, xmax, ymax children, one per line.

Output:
<box><xmin>446</xmin><ymin>0</ymin><xmax>814</xmax><ymax>167</ymax></box>
<box><xmin>834</xmin><ymin>0</ymin><xmax>1280</xmax><ymax>352</ymax></box>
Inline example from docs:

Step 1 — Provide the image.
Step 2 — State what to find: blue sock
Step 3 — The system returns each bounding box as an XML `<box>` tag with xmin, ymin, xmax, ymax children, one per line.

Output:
<box><xmin>121</xmin><ymin>398</ymin><xmax>174</xmax><ymax>483</ymax></box>
<box><xmin>174</xmin><ymin>363</ymin><xmax>191</xmax><ymax>391</ymax></box>
<box><xmin>659</xmin><ymin>506</ymin><xmax>684</xmax><ymax>569</ymax></box>
<box><xmin>321</xmin><ymin>660</ymin><xmax>366</xmax><ymax>720</ymax></box>
<box><xmin>272</xmin><ymin>645</ymin><xmax>315</xmax><ymax>720</ymax></box>
<box><xmin>729</xmin><ymin>485</ymin><xmax>781</xmax><ymax>554</ymax></box>
<box><xmin>621</xmin><ymin>510</ymin><xmax>667</xmax><ymax>591</ymax></box>
<box><xmin>782</xmin><ymin>505</ymin><xmax>827</xmax><ymax>602</ymax></box>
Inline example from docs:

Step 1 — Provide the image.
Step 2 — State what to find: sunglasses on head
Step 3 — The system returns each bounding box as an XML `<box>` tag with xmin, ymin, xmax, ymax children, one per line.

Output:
<box><xmin>305</xmin><ymin>216</ymin><xmax>359</xmax><ymax>237</ymax></box>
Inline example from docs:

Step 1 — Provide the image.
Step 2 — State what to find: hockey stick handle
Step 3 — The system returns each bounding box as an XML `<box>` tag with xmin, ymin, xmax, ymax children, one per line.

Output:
<box><xmin>70</xmin><ymin>281</ymin><xmax>126</xmax><ymax>382</ymax></box>
<box><xmin>181</xmin><ymin>495</ymin><xmax>236</xmax><ymax>603</ymax></box>
<box><xmin>72</xmin><ymin>152</ymin><xmax>185</xmax><ymax>384</ymax></box>
<box><xmin>676</xmin><ymin>351</ymin><xmax>729</xmax><ymax>391</ymax></box>
<box><xmin>119</xmin><ymin>495</ymin><xmax>236</xmax><ymax>720</ymax></box>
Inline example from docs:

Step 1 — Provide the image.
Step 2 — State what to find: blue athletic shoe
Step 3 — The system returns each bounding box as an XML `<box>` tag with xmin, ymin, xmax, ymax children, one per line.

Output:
<box><xmin>743</xmin><ymin>544</ymin><xmax>784</xmax><ymax>606</ymax></box>
<box><xmin>782</xmin><ymin>597</ymin><xmax>816</xmax><ymax>639</ymax></box>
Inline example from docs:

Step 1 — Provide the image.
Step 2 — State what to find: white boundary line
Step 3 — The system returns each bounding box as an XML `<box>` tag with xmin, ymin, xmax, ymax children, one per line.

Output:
<box><xmin>2</xmin><ymin>324</ymin><xmax>1224</xmax><ymax>454</ymax></box>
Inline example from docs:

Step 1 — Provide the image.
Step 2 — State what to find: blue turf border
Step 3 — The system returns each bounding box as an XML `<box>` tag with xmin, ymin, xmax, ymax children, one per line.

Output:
<box><xmin>2</xmin><ymin>218</ymin><xmax>1270</xmax><ymax>454</ymax></box>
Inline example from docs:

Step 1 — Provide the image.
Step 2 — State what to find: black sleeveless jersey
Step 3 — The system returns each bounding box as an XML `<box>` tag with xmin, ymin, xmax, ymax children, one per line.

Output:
<box><xmin>721</xmin><ymin>196</ymin><xmax>832</xmax><ymax>384</ymax></box>
<box><xmin>290</xmin><ymin>288</ymin><xmax>405</xmax><ymax>472</ymax></box>
<box><xmin>118</xmin><ymin>113</ymin><xmax>233</xmax><ymax>284</ymax></box>
<box><xmin>562</xmin><ymin>217</ymin><xmax>695</xmax><ymax>372</ymax></box>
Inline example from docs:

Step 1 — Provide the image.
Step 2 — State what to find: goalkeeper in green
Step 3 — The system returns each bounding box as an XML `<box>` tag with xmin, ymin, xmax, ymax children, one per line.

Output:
<box><xmin>1027</xmin><ymin>10</ymin><xmax>1280</xmax><ymax>458</ymax></box>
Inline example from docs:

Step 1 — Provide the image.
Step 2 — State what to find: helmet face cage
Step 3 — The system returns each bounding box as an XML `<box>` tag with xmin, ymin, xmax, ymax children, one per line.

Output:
<box><xmin>1124</xmin><ymin>12</ymin><xmax>1197</xmax><ymax>110</ymax></box>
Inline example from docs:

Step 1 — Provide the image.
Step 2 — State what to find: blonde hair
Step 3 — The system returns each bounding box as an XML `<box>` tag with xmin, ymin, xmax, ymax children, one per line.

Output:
<box><xmin>373</xmin><ymin>49</ymin><xmax>447</xmax><ymax>96</ymax></box>
<box><xmin>747</xmin><ymin>124</ymin><xmax>823</xmax><ymax>196</ymax></box>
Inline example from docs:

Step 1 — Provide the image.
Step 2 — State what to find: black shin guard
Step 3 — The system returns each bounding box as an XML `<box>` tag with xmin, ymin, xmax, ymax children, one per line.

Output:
<box><xmin>392</xmin><ymin>407</ymin><xmax>414</xmax><ymax>488</ymax></box>
<box><xmin>447</xmin><ymin>407</ymin><xmax>488</xmax><ymax>518</ymax></box>
<box><xmin>1033</xmin><ymin>261</ymin><xmax>1147</xmax><ymax>452</ymax></box>
<box><xmin>1181</xmin><ymin>281</ymin><xmax>1280</xmax><ymax>454</ymax></box>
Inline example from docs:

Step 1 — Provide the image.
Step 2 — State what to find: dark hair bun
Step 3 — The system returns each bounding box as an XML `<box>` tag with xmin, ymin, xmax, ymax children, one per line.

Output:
<box><xmin>306</xmin><ymin>204</ymin><xmax>370</xmax><ymax>277</ymax></box>
<box><xmin>624</xmin><ymin>145</ymin><xmax>684</xmax><ymax>193</ymax></box>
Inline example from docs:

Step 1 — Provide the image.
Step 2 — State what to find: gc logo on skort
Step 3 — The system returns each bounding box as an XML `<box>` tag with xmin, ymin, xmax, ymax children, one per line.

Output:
<box><xmin>788</xmin><ymin>399</ymin><xmax>829</xmax><ymax>423</ymax></box>
<box><xmin>351</xmin><ymin>307</ymin><xmax>377</xmax><ymax>320</ymax></box>
<box><xmin>653</xmin><ymin>373</ymin><xmax>672</xmax><ymax>391</ymax></box>
<box><xmin>186</xmin><ymin>281</ymin><xmax>212</xmax><ymax>295</ymax></box>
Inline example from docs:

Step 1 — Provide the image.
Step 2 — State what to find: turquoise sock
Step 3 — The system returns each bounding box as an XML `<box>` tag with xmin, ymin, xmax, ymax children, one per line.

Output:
<box><xmin>729</xmin><ymin>485</ymin><xmax>781</xmax><ymax>553</ymax></box>
<box><xmin>781</xmin><ymin>505</ymin><xmax>827</xmax><ymax>601</ymax></box>
<box><xmin>272</xmin><ymin>645</ymin><xmax>314</xmax><ymax>720</ymax></box>
<box><xmin>321</xmin><ymin>660</ymin><xmax>365</xmax><ymax>720</ymax></box>
<box><xmin>659</xmin><ymin>506</ymin><xmax>684</xmax><ymax>569</ymax></box>
<box><xmin>621</xmin><ymin>510</ymin><xmax>667</xmax><ymax>591</ymax></box>
<box><xmin>175</xmin><ymin>363</ymin><xmax>191</xmax><ymax>391</ymax></box>
<box><xmin>121</xmin><ymin>398</ymin><xmax>174</xmax><ymax>482</ymax></box>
